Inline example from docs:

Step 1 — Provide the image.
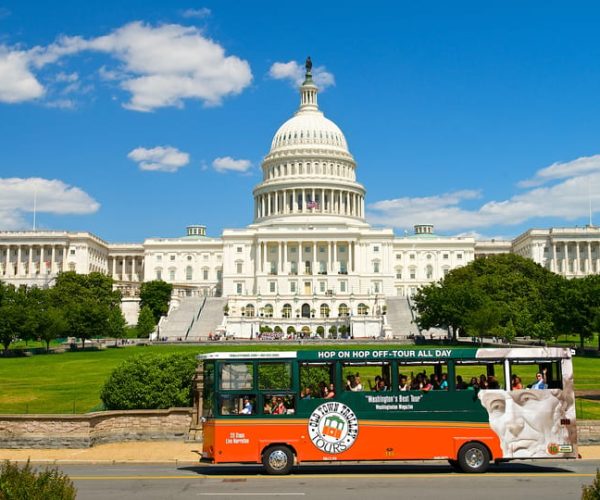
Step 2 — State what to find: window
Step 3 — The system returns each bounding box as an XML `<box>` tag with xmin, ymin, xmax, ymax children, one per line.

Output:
<box><xmin>443</xmin><ymin>253</ymin><xmax>449</xmax><ymax>259</ymax></box>
<box><xmin>264</xmin><ymin>304</ymin><xmax>273</xmax><ymax>318</ymax></box>
<box><xmin>186</xmin><ymin>266</ymin><xmax>193</xmax><ymax>280</ymax></box>
<box><xmin>220</xmin><ymin>362</ymin><xmax>253</xmax><ymax>390</ymax></box>
<box><xmin>70</xmin><ymin>249</ymin><xmax>76</xmax><ymax>255</ymax></box>
<box><xmin>339</xmin><ymin>303</ymin><xmax>349</xmax><ymax>316</ymax></box>
<box><xmin>300</xmin><ymin>362</ymin><xmax>335</xmax><ymax>398</ymax></box>
<box><xmin>344</xmin><ymin>362</ymin><xmax>391</xmax><ymax>392</ymax></box>
<box><xmin>457</xmin><ymin>254</ymin><xmax>463</xmax><ymax>260</ymax></box>
<box><xmin>270</xmin><ymin>262</ymin><xmax>277</xmax><ymax>274</ymax></box>
<box><xmin>396</xmin><ymin>254</ymin><xmax>401</xmax><ymax>260</ymax></box>
<box><xmin>220</xmin><ymin>394</ymin><xmax>256</xmax><ymax>416</ymax></box>
<box><xmin>187</xmin><ymin>255</ymin><xmax>192</xmax><ymax>261</ymax></box>
<box><xmin>236</xmin><ymin>283</ymin><xmax>242</xmax><ymax>294</ymax></box>
<box><xmin>203</xmin><ymin>268</ymin><xmax>209</xmax><ymax>280</ymax></box>
<box><xmin>339</xmin><ymin>246</ymin><xmax>346</xmax><ymax>253</ymax></box>
<box><xmin>237</xmin><ymin>246</ymin><xmax>243</xmax><ymax>253</ymax></box>
<box><xmin>454</xmin><ymin>360</ymin><xmax>505</xmax><ymax>391</ymax></box>
<box><xmin>304</xmin><ymin>246</ymin><xmax>311</xmax><ymax>253</ymax></box>
<box><xmin>410</xmin><ymin>254</ymin><xmax>415</xmax><ymax>260</ymax></box>
<box><xmin>282</xmin><ymin>304</ymin><xmax>292</xmax><ymax>318</ymax></box>
<box><xmin>319</xmin><ymin>246</ymin><xmax>325</xmax><ymax>253</ymax></box>
<box><xmin>259</xmin><ymin>362</ymin><xmax>292</xmax><ymax>390</ymax></box>
<box><xmin>373</xmin><ymin>261</ymin><xmax>380</xmax><ymax>273</ymax></box>
<box><xmin>290</xmin><ymin>281</ymin><xmax>297</xmax><ymax>293</ymax></box>
<box><xmin>398</xmin><ymin>360</ymin><xmax>448</xmax><ymax>391</ymax></box>
<box><xmin>170</xmin><ymin>255</ymin><xmax>175</xmax><ymax>261</ymax></box>
<box><xmin>373</xmin><ymin>245</ymin><xmax>379</xmax><ymax>252</ymax></box>
<box><xmin>319</xmin><ymin>281</ymin><xmax>326</xmax><ymax>292</ymax></box>
<box><xmin>426</xmin><ymin>254</ymin><xmax>432</xmax><ymax>260</ymax></box>
<box><xmin>340</xmin><ymin>281</ymin><xmax>347</xmax><ymax>292</ymax></box>
<box><xmin>320</xmin><ymin>303</ymin><xmax>330</xmax><ymax>318</ymax></box>
<box><xmin>169</xmin><ymin>269</ymin><xmax>176</xmax><ymax>281</ymax></box>
<box><xmin>396</xmin><ymin>267</ymin><xmax>402</xmax><ymax>279</ymax></box>
<box><xmin>410</xmin><ymin>267</ymin><xmax>416</xmax><ymax>280</ymax></box>
<box><xmin>357</xmin><ymin>303</ymin><xmax>369</xmax><ymax>315</ymax></box>
<box><xmin>269</xmin><ymin>281</ymin><xmax>276</xmax><ymax>293</ymax></box>
<box><xmin>291</xmin><ymin>261</ymin><xmax>298</xmax><ymax>274</ymax></box>
<box><xmin>426</xmin><ymin>265</ymin><xmax>433</xmax><ymax>280</ymax></box>
<box><xmin>156</xmin><ymin>255</ymin><xmax>162</xmax><ymax>262</ymax></box>
<box><xmin>245</xmin><ymin>304</ymin><xmax>255</xmax><ymax>317</ymax></box>
<box><xmin>373</xmin><ymin>282</ymin><xmax>380</xmax><ymax>293</ymax></box>
<box><xmin>203</xmin><ymin>254</ymin><xmax>209</xmax><ymax>261</ymax></box>
<box><xmin>237</xmin><ymin>262</ymin><xmax>243</xmax><ymax>274</ymax></box>
<box><xmin>155</xmin><ymin>269</ymin><xmax>162</xmax><ymax>280</ymax></box>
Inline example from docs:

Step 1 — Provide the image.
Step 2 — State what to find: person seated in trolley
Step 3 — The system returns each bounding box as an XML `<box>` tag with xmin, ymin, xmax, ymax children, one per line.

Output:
<box><xmin>241</xmin><ymin>397</ymin><xmax>253</xmax><ymax>415</ymax></box>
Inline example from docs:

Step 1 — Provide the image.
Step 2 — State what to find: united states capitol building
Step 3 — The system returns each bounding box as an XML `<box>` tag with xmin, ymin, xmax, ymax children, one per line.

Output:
<box><xmin>1</xmin><ymin>63</ymin><xmax>599</xmax><ymax>339</ymax></box>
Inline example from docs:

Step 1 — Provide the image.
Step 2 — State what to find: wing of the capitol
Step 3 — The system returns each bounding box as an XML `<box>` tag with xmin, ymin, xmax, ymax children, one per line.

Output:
<box><xmin>1</xmin><ymin>63</ymin><xmax>599</xmax><ymax>338</ymax></box>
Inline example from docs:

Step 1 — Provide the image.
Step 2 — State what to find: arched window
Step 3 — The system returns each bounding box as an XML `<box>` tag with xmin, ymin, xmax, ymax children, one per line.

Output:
<box><xmin>186</xmin><ymin>266</ymin><xmax>193</xmax><ymax>280</ymax></box>
<box><xmin>338</xmin><ymin>303</ymin><xmax>349</xmax><ymax>317</ymax></box>
<box><xmin>357</xmin><ymin>303</ymin><xmax>369</xmax><ymax>315</ymax></box>
<box><xmin>426</xmin><ymin>265</ymin><xmax>433</xmax><ymax>280</ymax></box>
<box><xmin>245</xmin><ymin>304</ymin><xmax>255</xmax><ymax>317</ymax></box>
<box><xmin>264</xmin><ymin>304</ymin><xmax>273</xmax><ymax>318</ymax></box>
<box><xmin>282</xmin><ymin>303</ymin><xmax>292</xmax><ymax>319</ymax></box>
<box><xmin>320</xmin><ymin>303</ymin><xmax>330</xmax><ymax>318</ymax></box>
<box><xmin>301</xmin><ymin>303</ymin><xmax>311</xmax><ymax>318</ymax></box>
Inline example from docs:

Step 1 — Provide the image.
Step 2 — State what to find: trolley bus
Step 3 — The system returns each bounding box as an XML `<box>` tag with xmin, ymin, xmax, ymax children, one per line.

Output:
<box><xmin>198</xmin><ymin>347</ymin><xmax>577</xmax><ymax>474</ymax></box>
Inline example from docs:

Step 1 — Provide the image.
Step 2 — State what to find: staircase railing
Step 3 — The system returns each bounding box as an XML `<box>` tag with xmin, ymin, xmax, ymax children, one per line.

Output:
<box><xmin>185</xmin><ymin>296</ymin><xmax>207</xmax><ymax>340</ymax></box>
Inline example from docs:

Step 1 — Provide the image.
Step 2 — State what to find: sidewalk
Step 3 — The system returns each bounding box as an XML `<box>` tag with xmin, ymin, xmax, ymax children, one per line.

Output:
<box><xmin>1</xmin><ymin>442</ymin><xmax>599</xmax><ymax>464</ymax></box>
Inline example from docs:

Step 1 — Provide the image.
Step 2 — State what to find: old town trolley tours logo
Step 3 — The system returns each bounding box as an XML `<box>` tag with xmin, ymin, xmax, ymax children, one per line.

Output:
<box><xmin>308</xmin><ymin>402</ymin><xmax>359</xmax><ymax>454</ymax></box>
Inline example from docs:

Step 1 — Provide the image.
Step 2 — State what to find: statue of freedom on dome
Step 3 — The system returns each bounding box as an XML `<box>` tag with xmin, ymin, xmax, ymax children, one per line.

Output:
<box><xmin>305</xmin><ymin>56</ymin><xmax>312</xmax><ymax>74</ymax></box>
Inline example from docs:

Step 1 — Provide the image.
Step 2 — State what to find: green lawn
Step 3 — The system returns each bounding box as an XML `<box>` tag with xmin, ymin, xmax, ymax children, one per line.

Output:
<box><xmin>1</xmin><ymin>344</ymin><xmax>599</xmax><ymax>415</ymax></box>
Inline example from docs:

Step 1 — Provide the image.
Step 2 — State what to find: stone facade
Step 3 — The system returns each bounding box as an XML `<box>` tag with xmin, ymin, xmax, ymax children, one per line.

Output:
<box><xmin>0</xmin><ymin>408</ymin><xmax>192</xmax><ymax>448</ymax></box>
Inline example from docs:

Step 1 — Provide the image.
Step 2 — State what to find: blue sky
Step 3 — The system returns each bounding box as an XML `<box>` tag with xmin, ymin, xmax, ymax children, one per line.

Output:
<box><xmin>1</xmin><ymin>1</ymin><xmax>600</xmax><ymax>242</ymax></box>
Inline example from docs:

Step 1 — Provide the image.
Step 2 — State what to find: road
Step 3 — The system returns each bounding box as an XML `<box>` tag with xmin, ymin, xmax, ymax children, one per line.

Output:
<box><xmin>60</xmin><ymin>459</ymin><xmax>598</xmax><ymax>500</ymax></box>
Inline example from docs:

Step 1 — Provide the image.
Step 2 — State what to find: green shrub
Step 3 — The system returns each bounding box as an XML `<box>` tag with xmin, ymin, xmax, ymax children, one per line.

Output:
<box><xmin>582</xmin><ymin>469</ymin><xmax>600</xmax><ymax>500</ymax></box>
<box><xmin>0</xmin><ymin>460</ymin><xmax>76</xmax><ymax>499</ymax></box>
<box><xmin>100</xmin><ymin>353</ymin><xmax>197</xmax><ymax>410</ymax></box>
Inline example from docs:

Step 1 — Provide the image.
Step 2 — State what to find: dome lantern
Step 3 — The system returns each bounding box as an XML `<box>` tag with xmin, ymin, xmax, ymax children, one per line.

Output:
<box><xmin>299</xmin><ymin>56</ymin><xmax>318</xmax><ymax>112</ymax></box>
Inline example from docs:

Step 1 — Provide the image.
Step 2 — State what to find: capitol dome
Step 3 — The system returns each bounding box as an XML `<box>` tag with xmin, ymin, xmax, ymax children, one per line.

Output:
<box><xmin>252</xmin><ymin>58</ymin><xmax>366</xmax><ymax>226</ymax></box>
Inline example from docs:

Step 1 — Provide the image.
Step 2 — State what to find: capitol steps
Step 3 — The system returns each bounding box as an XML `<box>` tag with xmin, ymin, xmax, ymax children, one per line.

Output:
<box><xmin>384</xmin><ymin>297</ymin><xmax>417</xmax><ymax>338</ymax></box>
<box><xmin>158</xmin><ymin>297</ymin><xmax>204</xmax><ymax>340</ymax></box>
<box><xmin>186</xmin><ymin>297</ymin><xmax>226</xmax><ymax>340</ymax></box>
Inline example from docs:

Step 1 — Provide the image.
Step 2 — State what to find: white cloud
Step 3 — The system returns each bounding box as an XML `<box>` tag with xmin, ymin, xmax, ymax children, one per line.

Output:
<box><xmin>212</xmin><ymin>156</ymin><xmax>252</xmax><ymax>173</ymax></box>
<box><xmin>269</xmin><ymin>60</ymin><xmax>335</xmax><ymax>90</ymax></box>
<box><xmin>0</xmin><ymin>22</ymin><xmax>253</xmax><ymax>111</ymax></box>
<box><xmin>181</xmin><ymin>8</ymin><xmax>211</xmax><ymax>19</ymax></box>
<box><xmin>55</xmin><ymin>71</ymin><xmax>79</xmax><ymax>83</ymax></box>
<box><xmin>0</xmin><ymin>47</ymin><xmax>45</xmax><ymax>102</ymax></box>
<box><xmin>368</xmin><ymin>156</ymin><xmax>600</xmax><ymax>232</ymax></box>
<box><xmin>518</xmin><ymin>154</ymin><xmax>600</xmax><ymax>188</ymax></box>
<box><xmin>0</xmin><ymin>177</ymin><xmax>100</xmax><ymax>230</ymax></box>
<box><xmin>127</xmin><ymin>146</ymin><xmax>190</xmax><ymax>172</ymax></box>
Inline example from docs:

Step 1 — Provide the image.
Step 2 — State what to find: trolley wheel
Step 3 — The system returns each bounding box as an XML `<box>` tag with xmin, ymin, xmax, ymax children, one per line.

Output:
<box><xmin>262</xmin><ymin>445</ymin><xmax>294</xmax><ymax>475</ymax></box>
<box><xmin>457</xmin><ymin>442</ymin><xmax>490</xmax><ymax>473</ymax></box>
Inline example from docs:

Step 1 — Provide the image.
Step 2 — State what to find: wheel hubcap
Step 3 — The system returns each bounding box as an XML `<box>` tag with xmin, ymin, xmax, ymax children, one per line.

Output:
<box><xmin>268</xmin><ymin>450</ymin><xmax>288</xmax><ymax>470</ymax></box>
<box><xmin>465</xmin><ymin>448</ymin><xmax>485</xmax><ymax>469</ymax></box>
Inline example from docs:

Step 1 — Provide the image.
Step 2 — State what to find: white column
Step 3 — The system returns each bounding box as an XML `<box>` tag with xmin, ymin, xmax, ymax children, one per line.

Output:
<box><xmin>293</xmin><ymin>189</ymin><xmax>297</xmax><ymax>213</ymax></box>
<box><xmin>312</xmin><ymin>241</ymin><xmax>317</xmax><ymax>275</ymax></box>
<box><xmin>321</xmin><ymin>188</ymin><xmax>325</xmax><ymax>212</ymax></box>
<box><xmin>275</xmin><ymin>191</ymin><xmax>279</xmax><ymax>214</ymax></box>
<box><xmin>311</xmin><ymin>188</ymin><xmax>315</xmax><ymax>210</ymax></box>
<box><xmin>587</xmin><ymin>242</ymin><xmax>592</xmax><ymax>274</ymax></box>
<box><xmin>564</xmin><ymin>243</ymin><xmax>569</xmax><ymax>274</ymax></box>
<box><xmin>16</xmin><ymin>246</ymin><xmax>22</xmax><ymax>275</ymax></box>
<box><xmin>284</xmin><ymin>242</ymin><xmax>288</xmax><ymax>274</ymax></box>
<box><xmin>5</xmin><ymin>246</ymin><xmax>10</xmax><ymax>275</ymax></box>
<box><xmin>551</xmin><ymin>243</ymin><xmax>556</xmax><ymax>272</ymax></box>
<box><xmin>50</xmin><ymin>246</ymin><xmax>56</xmax><ymax>274</ymax></box>
<box><xmin>575</xmin><ymin>242</ymin><xmax>580</xmax><ymax>275</ymax></box>
<box><xmin>349</xmin><ymin>241</ymin><xmax>354</xmax><ymax>273</ymax></box>
<box><xmin>132</xmin><ymin>256</ymin><xmax>136</xmax><ymax>280</ymax></box>
<box><xmin>27</xmin><ymin>245</ymin><xmax>33</xmax><ymax>275</ymax></box>
<box><xmin>302</xmin><ymin>189</ymin><xmax>306</xmax><ymax>213</ymax></box>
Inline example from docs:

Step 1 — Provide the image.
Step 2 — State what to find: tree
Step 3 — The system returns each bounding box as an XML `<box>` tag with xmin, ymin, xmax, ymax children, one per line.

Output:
<box><xmin>101</xmin><ymin>353</ymin><xmax>196</xmax><ymax>410</ymax></box>
<box><xmin>38</xmin><ymin>308</ymin><xmax>68</xmax><ymax>352</ymax></box>
<box><xmin>0</xmin><ymin>284</ymin><xmax>27</xmax><ymax>354</ymax></box>
<box><xmin>107</xmin><ymin>306</ymin><xmax>127</xmax><ymax>346</ymax></box>
<box><xmin>328</xmin><ymin>325</ymin><xmax>338</xmax><ymax>339</ymax></box>
<box><xmin>139</xmin><ymin>281</ymin><xmax>173</xmax><ymax>323</ymax></box>
<box><xmin>50</xmin><ymin>272</ymin><xmax>121</xmax><ymax>348</ymax></box>
<box><xmin>136</xmin><ymin>305</ymin><xmax>156</xmax><ymax>338</ymax></box>
<box><xmin>413</xmin><ymin>254</ymin><xmax>564</xmax><ymax>342</ymax></box>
